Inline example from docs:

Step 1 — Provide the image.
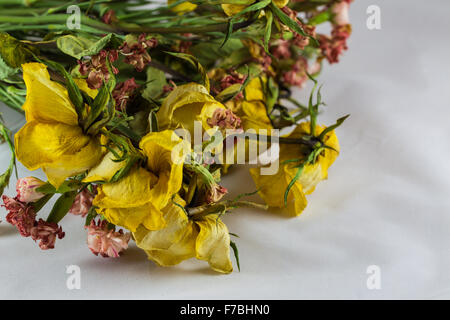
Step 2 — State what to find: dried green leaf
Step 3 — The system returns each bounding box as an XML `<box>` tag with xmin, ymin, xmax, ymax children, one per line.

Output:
<box><xmin>56</xmin><ymin>33</ymin><xmax>120</xmax><ymax>59</ymax></box>
<box><xmin>46</xmin><ymin>191</ymin><xmax>77</xmax><ymax>224</ymax></box>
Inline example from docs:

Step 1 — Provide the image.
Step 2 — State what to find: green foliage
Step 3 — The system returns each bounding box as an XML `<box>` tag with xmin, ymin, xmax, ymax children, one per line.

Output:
<box><xmin>189</xmin><ymin>38</ymin><xmax>244</xmax><ymax>68</ymax></box>
<box><xmin>46</xmin><ymin>191</ymin><xmax>78</xmax><ymax>224</ymax></box>
<box><xmin>36</xmin><ymin>180</ymin><xmax>83</xmax><ymax>195</ymax></box>
<box><xmin>263</xmin><ymin>10</ymin><xmax>273</xmax><ymax>55</ymax></box>
<box><xmin>318</xmin><ymin>115</ymin><xmax>350</xmax><ymax>141</ymax></box>
<box><xmin>142</xmin><ymin>66</ymin><xmax>167</xmax><ymax>102</ymax></box>
<box><xmin>0</xmin><ymin>122</ymin><xmax>15</xmax><ymax>197</ymax></box>
<box><xmin>269</xmin><ymin>3</ymin><xmax>319</xmax><ymax>46</ymax></box>
<box><xmin>223</xmin><ymin>0</ymin><xmax>271</xmax><ymax>47</ymax></box>
<box><xmin>0</xmin><ymin>54</ymin><xmax>18</xmax><ymax>80</ymax></box>
<box><xmin>84</xmin><ymin>206</ymin><xmax>98</xmax><ymax>226</ymax></box>
<box><xmin>0</xmin><ymin>32</ymin><xmax>37</xmax><ymax>68</ymax></box>
<box><xmin>166</xmin><ymin>52</ymin><xmax>210</xmax><ymax>91</ymax></box>
<box><xmin>230</xmin><ymin>240</ymin><xmax>241</xmax><ymax>272</ymax></box>
<box><xmin>45</xmin><ymin>60</ymin><xmax>84</xmax><ymax>119</ymax></box>
<box><xmin>56</xmin><ymin>33</ymin><xmax>121</xmax><ymax>59</ymax></box>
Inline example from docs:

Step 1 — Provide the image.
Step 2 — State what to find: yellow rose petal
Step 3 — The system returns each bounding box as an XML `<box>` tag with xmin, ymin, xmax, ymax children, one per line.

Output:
<box><xmin>15</xmin><ymin>121</ymin><xmax>102</xmax><ymax>187</ymax></box>
<box><xmin>22</xmin><ymin>63</ymin><xmax>78</xmax><ymax>126</ymax></box>
<box><xmin>134</xmin><ymin>196</ymin><xmax>198</xmax><ymax>266</ymax></box>
<box><xmin>195</xmin><ymin>215</ymin><xmax>233</xmax><ymax>274</ymax></box>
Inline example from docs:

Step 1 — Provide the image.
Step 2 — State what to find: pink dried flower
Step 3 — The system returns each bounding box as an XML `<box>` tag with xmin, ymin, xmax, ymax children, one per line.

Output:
<box><xmin>283</xmin><ymin>58</ymin><xmax>308</xmax><ymax>88</ymax></box>
<box><xmin>207</xmin><ymin>108</ymin><xmax>242</xmax><ymax>130</ymax></box>
<box><xmin>308</xmin><ymin>60</ymin><xmax>322</xmax><ymax>75</ymax></box>
<box><xmin>112</xmin><ymin>78</ymin><xmax>140</xmax><ymax>110</ymax></box>
<box><xmin>319</xmin><ymin>24</ymin><xmax>352</xmax><ymax>64</ymax></box>
<box><xmin>78</xmin><ymin>49</ymin><xmax>119</xmax><ymax>89</ymax></box>
<box><xmin>2</xmin><ymin>195</ymin><xmax>65</xmax><ymax>249</ymax></box>
<box><xmin>177</xmin><ymin>33</ymin><xmax>193</xmax><ymax>53</ymax></box>
<box><xmin>70</xmin><ymin>187</ymin><xmax>97</xmax><ymax>217</ymax></box>
<box><xmin>281</xmin><ymin>7</ymin><xmax>316</xmax><ymax>50</ymax></box>
<box><xmin>271</xmin><ymin>39</ymin><xmax>291</xmax><ymax>59</ymax></box>
<box><xmin>86</xmin><ymin>220</ymin><xmax>131</xmax><ymax>258</ymax></box>
<box><xmin>163</xmin><ymin>81</ymin><xmax>176</xmax><ymax>93</ymax></box>
<box><xmin>213</xmin><ymin>70</ymin><xmax>247</xmax><ymax>100</ymax></box>
<box><xmin>331</xmin><ymin>1</ymin><xmax>350</xmax><ymax>26</ymax></box>
<box><xmin>30</xmin><ymin>219</ymin><xmax>65</xmax><ymax>250</ymax></box>
<box><xmin>293</xmin><ymin>24</ymin><xmax>316</xmax><ymax>49</ymax></box>
<box><xmin>2</xmin><ymin>195</ymin><xmax>36</xmax><ymax>237</ymax></box>
<box><xmin>102</xmin><ymin>9</ymin><xmax>117</xmax><ymax>25</ymax></box>
<box><xmin>16</xmin><ymin>177</ymin><xmax>45</xmax><ymax>203</ymax></box>
<box><xmin>119</xmin><ymin>34</ymin><xmax>158</xmax><ymax>72</ymax></box>
<box><xmin>206</xmin><ymin>184</ymin><xmax>228</xmax><ymax>204</ymax></box>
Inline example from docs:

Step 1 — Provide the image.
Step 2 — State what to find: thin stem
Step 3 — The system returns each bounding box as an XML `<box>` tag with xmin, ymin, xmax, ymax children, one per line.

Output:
<box><xmin>187</xmin><ymin>200</ymin><xmax>268</xmax><ymax>216</ymax></box>
<box><xmin>227</xmin><ymin>132</ymin><xmax>318</xmax><ymax>148</ymax></box>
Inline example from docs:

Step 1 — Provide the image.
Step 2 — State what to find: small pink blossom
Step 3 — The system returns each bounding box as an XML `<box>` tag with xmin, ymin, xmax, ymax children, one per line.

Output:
<box><xmin>163</xmin><ymin>80</ymin><xmax>176</xmax><ymax>93</ymax></box>
<box><xmin>207</xmin><ymin>108</ymin><xmax>242</xmax><ymax>130</ymax></box>
<box><xmin>87</xmin><ymin>220</ymin><xmax>131</xmax><ymax>258</ymax></box>
<box><xmin>112</xmin><ymin>78</ymin><xmax>140</xmax><ymax>110</ymax></box>
<box><xmin>331</xmin><ymin>1</ymin><xmax>350</xmax><ymax>26</ymax></box>
<box><xmin>2</xmin><ymin>195</ymin><xmax>65</xmax><ymax>249</ymax></box>
<box><xmin>119</xmin><ymin>34</ymin><xmax>157</xmax><ymax>72</ymax></box>
<box><xmin>281</xmin><ymin>7</ymin><xmax>316</xmax><ymax>50</ymax></box>
<box><xmin>283</xmin><ymin>58</ymin><xmax>308</xmax><ymax>88</ymax></box>
<box><xmin>16</xmin><ymin>177</ymin><xmax>45</xmax><ymax>203</ymax></box>
<box><xmin>102</xmin><ymin>9</ymin><xmax>117</xmax><ymax>25</ymax></box>
<box><xmin>319</xmin><ymin>24</ymin><xmax>352</xmax><ymax>64</ymax></box>
<box><xmin>271</xmin><ymin>39</ymin><xmax>291</xmax><ymax>59</ymax></box>
<box><xmin>78</xmin><ymin>49</ymin><xmax>119</xmax><ymax>89</ymax></box>
<box><xmin>206</xmin><ymin>184</ymin><xmax>228</xmax><ymax>204</ymax></box>
<box><xmin>308</xmin><ymin>60</ymin><xmax>322</xmax><ymax>75</ymax></box>
<box><xmin>30</xmin><ymin>219</ymin><xmax>65</xmax><ymax>250</ymax></box>
<box><xmin>69</xmin><ymin>187</ymin><xmax>97</xmax><ymax>217</ymax></box>
<box><xmin>2</xmin><ymin>195</ymin><xmax>36</xmax><ymax>237</ymax></box>
<box><xmin>213</xmin><ymin>70</ymin><xmax>247</xmax><ymax>100</ymax></box>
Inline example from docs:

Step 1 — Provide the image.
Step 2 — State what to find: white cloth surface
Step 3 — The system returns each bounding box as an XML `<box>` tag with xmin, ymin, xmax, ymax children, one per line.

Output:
<box><xmin>1</xmin><ymin>0</ymin><xmax>449</xmax><ymax>299</ymax></box>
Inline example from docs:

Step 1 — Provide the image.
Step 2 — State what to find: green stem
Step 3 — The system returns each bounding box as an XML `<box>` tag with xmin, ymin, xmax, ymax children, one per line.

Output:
<box><xmin>187</xmin><ymin>200</ymin><xmax>268</xmax><ymax>216</ymax></box>
<box><xmin>114</xmin><ymin>17</ymin><xmax>256</xmax><ymax>34</ymax></box>
<box><xmin>0</xmin><ymin>14</ymin><xmax>116</xmax><ymax>32</ymax></box>
<box><xmin>227</xmin><ymin>132</ymin><xmax>318</xmax><ymax>148</ymax></box>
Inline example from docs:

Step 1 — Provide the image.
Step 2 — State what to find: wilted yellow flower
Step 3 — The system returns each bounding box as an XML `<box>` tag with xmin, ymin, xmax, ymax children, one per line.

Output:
<box><xmin>15</xmin><ymin>63</ymin><xmax>102</xmax><ymax>188</ymax></box>
<box><xmin>85</xmin><ymin>130</ymin><xmax>188</xmax><ymax>232</ymax></box>
<box><xmin>168</xmin><ymin>0</ymin><xmax>197</xmax><ymax>13</ymax></box>
<box><xmin>133</xmin><ymin>195</ymin><xmax>233</xmax><ymax>273</ymax></box>
<box><xmin>222</xmin><ymin>0</ymin><xmax>289</xmax><ymax>17</ymax></box>
<box><xmin>250</xmin><ymin>122</ymin><xmax>339</xmax><ymax>216</ymax></box>
<box><xmin>221</xmin><ymin>77</ymin><xmax>273</xmax><ymax>170</ymax></box>
<box><xmin>157</xmin><ymin>83</ymin><xmax>226</xmax><ymax>137</ymax></box>
<box><xmin>240</xmin><ymin>77</ymin><xmax>273</xmax><ymax>131</ymax></box>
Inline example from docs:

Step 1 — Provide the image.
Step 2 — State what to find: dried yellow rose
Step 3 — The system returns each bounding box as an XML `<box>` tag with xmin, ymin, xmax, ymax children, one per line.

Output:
<box><xmin>157</xmin><ymin>83</ymin><xmax>226</xmax><ymax>137</ymax></box>
<box><xmin>250</xmin><ymin>121</ymin><xmax>340</xmax><ymax>216</ymax></box>
<box><xmin>133</xmin><ymin>195</ymin><xmax>233</xmax><ymax>273</ymax></box>
<box><xmin>85</xmin><ymin>130</ymin><xmax>189</xmax><ymax>232</ymax></box>
<box><xmin>15</xmin><ymin>63</ymin><xmax>102</xmax><ymax>188</ymax></box>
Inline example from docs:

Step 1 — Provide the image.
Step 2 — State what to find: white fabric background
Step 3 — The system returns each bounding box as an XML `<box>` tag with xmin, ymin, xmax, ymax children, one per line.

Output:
<box><xmin>1</xmin><ymin>0</ymin><xmax>449</xmax><ymax>299</ymax></box>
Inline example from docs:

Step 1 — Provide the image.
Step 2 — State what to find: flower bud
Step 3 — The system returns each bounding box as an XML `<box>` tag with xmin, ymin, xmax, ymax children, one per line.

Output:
<box><xmin>331</xmin><ymin>1</ymin><xmax>350</xmax><ymax>26</ymax></box>
<box><xmin>16</xmin><ymin>177</ymin><xmax>45</xmax><ymax>203</ymax></box>
<box><xmin>69</xmin><ymin>187</ymin><xmax>97</xmax><ymax>217</ymax></box>
<box><xmin>206</xmin><ymin>184</ymin><xmax>228</xmax><ymax>204</ymax></box>
<box><xmin>87</xmin><ymin>220</ymin><xmax>131</xmax><ymax>258</ymax></box>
